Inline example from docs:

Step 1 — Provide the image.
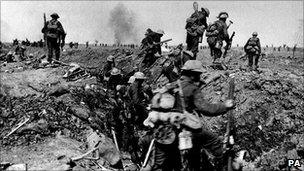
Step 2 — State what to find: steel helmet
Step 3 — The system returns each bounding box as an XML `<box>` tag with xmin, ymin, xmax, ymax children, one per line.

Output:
<box><xmin>156</xmin><ymin>29</ymin><xmax>165</xmax><ymax>35</ymax></box>
<box><xmin>202</xmin><ymin>8</ymin><xmax>210</xmax><ymax>17</ymax></box>
<box><xmin>145</xmin><ymin>28</ymin><xmax>153</xmax><ymax>35</ymax></box>
<box><xmin>181</xmin><ymin>60</ymin><xmax>205</xmax><ymax>73</ymax></box>
<box><xmin>128</xmin><ymin>76</ymin><xmax>136</xmax><ymax>84</ymax></box>
<box><xmin>106</xmin><ymin>55</ymin><xmax>114</xmax><ymax>62</ymax></box>
<box><xmin>133</xmin><ymin>72</ymin><xmax>147</xmax><ymax>80</ymax></box>
<box><xmin>50</xmin><ymin>13</ymin><xmax>59</xmax><ymax>19</ymax></box>
<box><xmin>218</xmin><ymin>12</ymin><xmax>229</xmax><ymax>19</ymax></box>
<box><xmin>110</xmin><ymin>68</ymin><xmax>121</xmax><ymax>76</ymax></box>
<box><xmin>252</xmin><ymin>32</ymin><xmax>258</xmax><ymax>36</ymax></box>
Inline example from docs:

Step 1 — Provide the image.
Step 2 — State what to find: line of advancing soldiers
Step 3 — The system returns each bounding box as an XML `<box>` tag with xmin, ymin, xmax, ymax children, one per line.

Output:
<box><xmin>40</xmin><ymin>6</ymin><xmax>262</xmax><ymax>171</ymax></box>
<box><xmin>185</xmin><ymin>2</ymin><xmax>262</xmax><ymax>71</ymax></box>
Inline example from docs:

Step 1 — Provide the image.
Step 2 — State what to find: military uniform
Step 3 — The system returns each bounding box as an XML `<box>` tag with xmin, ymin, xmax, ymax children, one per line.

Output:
<box><xmin>141</xmin><ymin>60</ymin><xmax>232</xmax><ymax>171</ymax></box>
<box><xmin>206</xmin><ymin>12</ymin><xmax>230</xmax><ymax>62</ymax></box>
<box><xmin>244</xmin><ymin>32</ymin><xmax>261</xmax><ymax>70</ymax></box>
<box><xmin>41</xmin><ymin>13</ymin><xmax>65</xmax><ymax>62</ymax></box>
<box><xmin>141</xmin><ymin>32</ymin><xmax>156</xmax><ymax>69</ymax></box>
<box><xmin>101</xmin><ymin>55</ymin><xmax>115</xmax><ymax>83</ymax></box>
<box><xmin>186</xmin><ymin>8</ymin><xmax>209</xmax><ymax>59</ymax></box>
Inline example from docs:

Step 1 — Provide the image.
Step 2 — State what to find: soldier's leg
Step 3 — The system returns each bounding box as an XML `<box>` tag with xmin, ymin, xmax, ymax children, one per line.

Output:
<box><xmin>47</xmin><ymin>39</ymin><xmax>54</xmax><ymax>62</ymax></box>
<box><xmin>254</xmin><ymin>54</ymin><xmax>260</xmax><ymax>69</ymax></box>
<box><xmin>194</xmin><ymin>128</ymin><xmax>224</xmax><ymax>171</ymax></box>
<box><xmin>153</xmin><ymin>142</ymin><xmax>181</xmax><ymax>171</ymax></box>
<box><xmin>54</xmin><ymin>41</ymin><xmax>61</xmax><ymax>61</ymax></box>
<box><xmin>248</xmin><ymin>54</ymin><xmax>253</xmax><ymax>70</ymax></box>
<box><xmin>192</xmin><ymin>37</ymin><xmax>199</xmax><ymax>60</ymax></box>
<box><xmin>213</xmin><ymin>48</ymin><xmax>222</xmax><ymax>63</ymax></box>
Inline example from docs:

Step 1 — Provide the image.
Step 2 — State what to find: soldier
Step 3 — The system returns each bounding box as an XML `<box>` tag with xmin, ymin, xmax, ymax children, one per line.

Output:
<box><xmin>108</xmin><ymin>68</ymin><xmax>123</xmax><ymax>91</ymax></box>
<box><xmin>42</xmin><ymin>13</ymin><xmax>65</xmax><ymax>63</ymax></box>
<box><xmin>128</xmin><ymin>72</ymin><xmax>149</xmax><ymax>126</ymax></box>
<box><xmin>151</xmin><ymin>29</ymin><xmax>165</xmax><ymax>56</ymax></box>
<box><xmin>101</xmin><ymin>55</ymin><xmax>115</xmax><ymax>83</ymax></box>
<box><xmin>140</xmin><ymin>29</ymin><xmax>156</xmax><ymax>69</ymax></box>
<box><xmin>206</xmin><ymin>12</ymin><xmax>230</xmax><ymax>64</ymax></box>
<box><xmin>186</xmin><ymin>3</ymin><xmax>209</xmax><ymax>60</ymax></box>
<box><xmin>15</xmin><ymin>45</ymin><xmax>26</xmax><ymax>61</ymax></box>
<box><xmin>141</xmin><ymin>60</ymin><xmax>234</xmax><ymax>171</ymax></box>
<box><xmin>244</xmin><ymin>32</ymin><xmax>261</xmax><ymax>71</ymax></box>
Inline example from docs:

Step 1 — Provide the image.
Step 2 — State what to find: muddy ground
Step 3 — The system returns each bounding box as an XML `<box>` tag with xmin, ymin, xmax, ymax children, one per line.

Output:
<box><xmin>0</xmin><ymin>44</ymin><xmax>304</xmax><ymax>170</ymax></box>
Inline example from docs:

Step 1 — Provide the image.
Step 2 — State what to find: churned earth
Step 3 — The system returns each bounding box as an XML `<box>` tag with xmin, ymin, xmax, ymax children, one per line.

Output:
<box><xmin>0</xmin><ymin>43</ymin><xmax>303</xmax><ymax>170</ymax></box>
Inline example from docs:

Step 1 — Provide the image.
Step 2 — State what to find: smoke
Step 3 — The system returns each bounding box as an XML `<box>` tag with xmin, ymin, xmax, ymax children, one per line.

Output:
<box><xmin>108</xmin><ymin>3</ymin><xmax>139</xmax><ymax>44</ymax></box>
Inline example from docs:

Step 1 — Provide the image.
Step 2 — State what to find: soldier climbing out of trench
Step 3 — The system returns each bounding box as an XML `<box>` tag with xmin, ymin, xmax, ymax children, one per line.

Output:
<box><xmin>41</xmin><ymin>13</ymin><xmax>66</xmax><ymax>63</ymax></box>
<box><xmin>140</xmin><ymin>29</ymin><xmax>165</xmax><ymax>69</ymax></box>
<box><xmin>185</xmin><ymin>2</ymin><xmax>209</xmax><ymax>59</ymax></box>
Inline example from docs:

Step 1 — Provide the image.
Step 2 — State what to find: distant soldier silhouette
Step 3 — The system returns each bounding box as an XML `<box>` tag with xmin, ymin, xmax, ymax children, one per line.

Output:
<box><xmin>244</xmin><ymin>32</ymin><xmax>261</xmax><ymax>71</ymax></box>
<box><xmin>42</xmin><ymin>13</ymin><xmax>65</xmax><ymax>62</ymax></box>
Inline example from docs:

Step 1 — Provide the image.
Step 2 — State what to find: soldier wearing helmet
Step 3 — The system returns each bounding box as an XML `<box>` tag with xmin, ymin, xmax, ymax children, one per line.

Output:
<box><xmin>206</xmin><ymin>12</ymin><xmax>231</xmax><ymax>63</ymax></box>
<box><xmin>42</xmin><ymin>13</ymin><xmax>66</xmax><ymax>63</ymax></box>
<box><xmin>127</xmin><ymin>72</ymin><xmax>150</xmax><ymax>125</ymax></box>
<box><xmin>244</xmin><ymin>32</ymin><xmax>261</xmax><ymax>71</ymax></box>
<box><xmin>141</xmin><ymin>60</ymin><xmax>234</xmax><ymax>171</ymax></box>
<box><xmin>99</xmin><ymin>55</ymin><xmax>115</xmax><ymax>83</ymax></box>
<box><xmin>108</xmin><ymin>67</ymin><xmax>123</xmax><ymax>91</ymax></box>
<box><xmin>151</xmin><ymin>29</ymin><xmax>165</xmax><ymax>56</ymax></box>
<box><xmin>179</xmin><ymin>60</ymin><xmax>233</xmax><ymax>171</ymax></box>
<box><xmin>186</xmin><ymin>2</ymin><xmax>210</xmax><ymax>59</ymax></box>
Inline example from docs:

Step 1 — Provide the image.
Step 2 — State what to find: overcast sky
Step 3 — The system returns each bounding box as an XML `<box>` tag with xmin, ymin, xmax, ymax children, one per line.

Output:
<box><xmin>1</xmin><ymin>1</ymin><xmax>303</xmax><ymax>47</ymax></box>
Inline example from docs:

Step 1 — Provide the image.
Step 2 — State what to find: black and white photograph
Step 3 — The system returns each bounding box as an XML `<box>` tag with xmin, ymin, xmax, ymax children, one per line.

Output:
<box><xmin>0</xmin><ymin>1</ymin><xmax>303</xmax><ymax>170</ymax></box>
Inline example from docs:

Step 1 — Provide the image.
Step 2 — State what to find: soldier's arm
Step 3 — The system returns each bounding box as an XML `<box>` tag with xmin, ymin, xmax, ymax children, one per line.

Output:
<box><xmin>194</xmin><ymin>89</ymin><xmax>228</xmax><ymax>116</ymax></box>
<box><xmin>221</xmin><ymin>23</ymin><xmax>230</xmax><ymax>43</ymax></box>
<box><xmin>244</xmin><ymin>39</ymin><xmax>249</xmax><ymax>50</ymax></box>
<box><xmin>41</xmin><ymin>21</ymin><xmax>48</xmax><ymax>33</ymax></box>
<box><xmin>57</xmin><ymin>21</ymin><xmax>65</xmax><ymax>35</ymax></box>
<box><xmin>257</xmin><ymin>39</ymin><xmax>261</xmax><ymax>53</ymax></box>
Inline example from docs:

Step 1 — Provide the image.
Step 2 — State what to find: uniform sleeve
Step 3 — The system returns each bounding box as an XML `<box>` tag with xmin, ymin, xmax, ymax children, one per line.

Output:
<box><xmin>57</xmin><ymin>21</ymin><xmax>65</xmax><ymax>36</ymax></box>
<box><xmin>223</xmin><ymin>24</ymin><xmax>230</xmax><ymax>43</ymax></box>
<box><xmin>257</xmin><ymin>38</ymin><xmax>261</xmax><ymax>54</ymax></box>
<box><xmin>244</xmin><ymin>39</ymin><xmax>250</xmax><ymax>51</ymax></box>
<box><xmin>193</xmin><ymin>89</ymin><xmax>228</xmax><ymax>116</ymax></box>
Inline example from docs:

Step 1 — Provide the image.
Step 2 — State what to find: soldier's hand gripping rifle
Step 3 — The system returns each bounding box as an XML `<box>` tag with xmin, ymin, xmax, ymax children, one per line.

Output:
<box><xmin>223</xmin><ymin>77</ymin><xmax>236</xmax><ymax>171</ymax></box>
<box><xmin>223</xmin><ymin>31</ymin><xmax>235</xmax><ymax>58</ymax></box>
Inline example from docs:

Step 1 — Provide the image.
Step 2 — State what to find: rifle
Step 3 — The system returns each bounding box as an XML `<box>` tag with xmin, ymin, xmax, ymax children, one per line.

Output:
<box><xmin>222</xmin><ymin>31</ymin><xmax>235</xmax><ymax>58</ymax></box>
<box><xmin>43</xmin><ymin>13</ymin><xmax>47</xmax><ymax>49</ymax></box>
<box><xmin>223</xmin><ymin>77</ymin><xmax>235</xmax><ymax>171</ymax></box>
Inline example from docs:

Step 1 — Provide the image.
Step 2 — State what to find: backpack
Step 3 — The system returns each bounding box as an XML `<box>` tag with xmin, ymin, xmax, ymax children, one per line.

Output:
<box><xmin>149</xmin><ymin>81</ymin><xmax>203</xmax><ymax>130</ymax></box>
<box><xmin>151</xmin><ymin>82</ymin><xmax>178</xmax><ymax>110</ymax></box>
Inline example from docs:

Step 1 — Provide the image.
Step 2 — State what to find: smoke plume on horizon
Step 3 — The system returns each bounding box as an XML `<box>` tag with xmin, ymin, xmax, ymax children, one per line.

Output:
<box><xmin>108</xmin><ymin>3</ymin><xmax>139</xmax><ymax>44</ymax></box>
